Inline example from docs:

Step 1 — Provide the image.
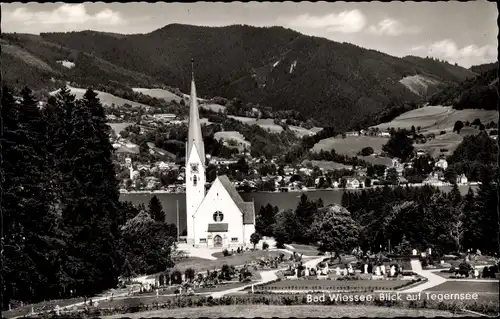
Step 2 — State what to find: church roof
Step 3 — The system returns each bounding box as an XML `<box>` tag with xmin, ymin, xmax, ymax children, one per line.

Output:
<box><xmin>187</xmin><ymin>76</ymin><xmax>205</xmax><ymax>164</ymax></box>
<box><xmin>217</xmin><ymin>175</ymin><xmax>255</xmax><ymax>224</ymax></box>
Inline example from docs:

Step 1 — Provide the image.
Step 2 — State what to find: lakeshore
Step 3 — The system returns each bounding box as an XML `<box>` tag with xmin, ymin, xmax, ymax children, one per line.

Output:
<box><xmin>120</xmin><ymin>184</ymin><xmax>478</xmax><ymax>233</ymax></box>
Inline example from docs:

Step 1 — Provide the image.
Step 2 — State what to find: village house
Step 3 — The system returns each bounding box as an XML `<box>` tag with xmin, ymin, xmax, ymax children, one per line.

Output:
<box><xmin>345</xmin><ymin>177</ymin><xmax>361</xmax><ymax>189</ymax></box>
<box><xmin>423</xmin><ymin>171</ymin><xmax>446</xmax><ymax>186</ymax></box>
<box><xmin>377</xmin><ymin>131</ymin><xmax>391</xmax><ymax>137</ymax></box>
<box><xmin>456</xmin><ymin>173</ymin><xmax>468</xmax><ymax>184</ymax></box>
<box><xmin>346</xmin><ymin>131</ymin><xmax>359</xmax><ymax>137</ymax></box>
<box><xmin>435</xmin><ymin>158</ymin><xmax>448</xmax><ymax>170</ymax></box>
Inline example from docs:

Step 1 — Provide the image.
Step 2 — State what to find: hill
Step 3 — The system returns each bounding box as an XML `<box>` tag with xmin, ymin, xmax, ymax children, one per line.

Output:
<box><xmin>1</xmin><ymin>34</ymin><xmax>158</xmax><ymax>93</ymax></box>
<box><xmin>428</xmin><ymin>68</ymin><xmax>498</xmax><ymax>110</ymax></box>
<box><xmin>469</xmin><ymin>61</ymin><xmax>498</xmax><ymax>74</ymax></box>
<box><xmin>3</xmin><ymin>25</ymin><xmax>474</xmax><ymax>129</ymax></box>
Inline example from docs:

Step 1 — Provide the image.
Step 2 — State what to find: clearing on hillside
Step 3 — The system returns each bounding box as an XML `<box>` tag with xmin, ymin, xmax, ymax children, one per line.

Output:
<box><xmin>399</xmin><ymin>74</ymin><xmax>440</xmax><ymax>96</ymax></box>
<box><xmin>132</xmin><ymin>88</ymin><xmax>183</xmax><ymax>102</ymax></box>
<box><xmin>301</xmin><ymin>160</ymin><xmax>353</xmax><ymax>171</ymax></box>
<box><xmin>372</xmin><ymin>105</ymin><xmax>498</xmax><ymax>133</ymax></box>
<box><xmin>214</xmin><ymin>131</ymin><xmax>251</xmax><ymax>151</ymax></box>
<box><xmin>312</xmin><ymin>136</ymin><xmax>388</xmax><ymax>157</ymax></box>
<box><xmin>50</xmin><ymin>86</ymin><xmax>150</xmax><ymax>109</ymax></box>
<box><xmin>227</xmin><ymin>116</ymin><xmax>321</xmax><ymax>136</ymax></box>
<box><xmin>109</xmin><ymin>122</ymin><xmax>134</xmax><ymax>136</ymax></box>
<box><xmin>3</xmin><ymin>43</ymin><xmax>57</xmax><ymax>73</ymax></box>
<box><xmin>202</xmin><ymin>103</ymin><xmax>226</xmax><ymax>113</ymax></box>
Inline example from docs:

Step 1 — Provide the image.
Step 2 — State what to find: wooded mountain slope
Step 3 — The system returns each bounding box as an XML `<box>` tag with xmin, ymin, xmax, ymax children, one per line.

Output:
<box><xmin>428</xmin><ymin>67</ymin><xmax>498</xmax><ymax>110</ymax></box>
<box><xmin>3</xmin><ymin>24</ymin><xmax>476</xmax><ymax>128</ymax></box>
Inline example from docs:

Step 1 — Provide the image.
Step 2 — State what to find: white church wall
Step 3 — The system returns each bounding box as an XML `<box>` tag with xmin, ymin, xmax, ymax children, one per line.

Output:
<box><xmin>186</xmin><ymin>146</ymin><xmax>206</xmax><ymax>243</ymax></box>
<box><xmin>193</xmin><ymin>178</ymin><xmax>245</xmax><ymax>247</ymax></box>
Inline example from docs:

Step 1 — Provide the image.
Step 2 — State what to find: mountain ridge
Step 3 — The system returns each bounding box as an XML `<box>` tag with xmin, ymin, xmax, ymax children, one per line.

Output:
<box><xmin>3</xmin><ymin>24</ymin><xmax>477</xmax><ymax>129</ymax></box>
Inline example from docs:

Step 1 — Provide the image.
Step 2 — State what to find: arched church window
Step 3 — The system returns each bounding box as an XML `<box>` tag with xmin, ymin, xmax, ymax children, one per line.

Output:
<box><xmin>193</xmin><ymin>175</ymin><xmax>197</xmax><ymax>186</ymax></box>
<box><xmin>213</xmin><ymin>211</ymin><xmax>224</xmax><ymax>222</ymax></box>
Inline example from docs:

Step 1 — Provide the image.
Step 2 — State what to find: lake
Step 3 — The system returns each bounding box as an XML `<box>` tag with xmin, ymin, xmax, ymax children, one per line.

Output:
<box><xmin>120</xmin><ymin>185</ymin><xmax>477</xmax><ymax>233</ymax></box>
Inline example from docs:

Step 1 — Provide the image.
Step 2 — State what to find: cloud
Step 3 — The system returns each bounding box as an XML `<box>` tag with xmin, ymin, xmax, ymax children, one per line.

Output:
<box><xmin>5</xmin><ymin>4</ymin><xmax>124</xmax><ymax>26</ymax></box>
<box><xmin>282</xmin><ymin>10</ymin><xmax>366</xmax><ymax>33</ymax></box>
<box><xmin>368</xmin><ymin>18</ymin><xmax>421</xmax><ymax>36</ymax></box>
<box><xmin>411</xmin><ymin>39</ymin><xmax>497</xmax><ymax>67</ymax></box>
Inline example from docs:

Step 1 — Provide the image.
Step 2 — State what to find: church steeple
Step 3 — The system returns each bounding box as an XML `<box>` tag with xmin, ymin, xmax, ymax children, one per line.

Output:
<box><xmin>187</xmin><ymin>58</ymin><xmax>205</xmax><ymax>165</ymax></box>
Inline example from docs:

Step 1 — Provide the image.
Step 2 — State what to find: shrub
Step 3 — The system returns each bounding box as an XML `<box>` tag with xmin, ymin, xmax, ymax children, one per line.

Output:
<box><xmin>170</xmin><ymin>270</ymin><xmax>183</xmax><ymax>284</ymax></box>
<box><xmin>185</xmin><ymin>268</ymin><xmax>195</xmax><ymax>281</ymax></box>
<box><xmin>262</xmin><ymin>242</ymin><xmax>269</xmax><ymax>250</ymax></box>
<box><xmin>223</xmin><ymin>249</ymin><xmax>230</xmax><ymax>257</ymax></box>
<box><xmin>439</xmin><ymin>130</ymin><xmax>446</xmax><ymax>135</ymax></box>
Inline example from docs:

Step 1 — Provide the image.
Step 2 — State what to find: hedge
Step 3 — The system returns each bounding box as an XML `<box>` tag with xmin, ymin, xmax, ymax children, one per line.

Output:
<box><xmin>43</xmin><ymin>293</ymin><xmax>498</xmax><ymax>318</ymax></box>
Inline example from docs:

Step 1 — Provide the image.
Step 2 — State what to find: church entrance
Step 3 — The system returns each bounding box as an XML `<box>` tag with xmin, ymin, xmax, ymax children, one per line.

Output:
<box><xmin>214</xmin><ymin>235</ymin><xmax>223</xmax><ymax>247</ymax></box>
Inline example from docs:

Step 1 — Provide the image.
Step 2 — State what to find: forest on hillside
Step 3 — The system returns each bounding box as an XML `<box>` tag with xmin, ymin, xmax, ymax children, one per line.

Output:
<box><xmin>428</xmin><ymin>68</ymin><xmax>498</xmax><ymax>110</ymax></box>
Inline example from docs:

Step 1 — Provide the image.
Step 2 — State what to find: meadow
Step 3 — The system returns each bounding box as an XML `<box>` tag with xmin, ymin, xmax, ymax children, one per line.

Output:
<box><xmin>372</xmin><ymin>105</ymin><xmax>498</xmax><ymax>134</ymax></box>
<box><xmin>213</xmin><ymin>131</ymin><xmax>251</xmax><ymax>151</ymax></box>
<box><xmin>312</xmin><ymin>136</ymin><xmax>388</xmax><ymax>156</ymax></box>
<box><xmin>131</xmin><ymin>88</ymin><xmax>183</xmax><ymax>103</ymax></box>
<box><xmin>109</xmin><ymin>122</ymin><xmax>134</xmax><ymax>136</ymax></box>
<box><xmin>50</xmin><ymin>86</ymin><xmax>151</xmax><ymax>109</ymax></box>
<box><xmin>227</xmin><ymin>115</ymin><xmax>321</xmax><ymax>137</ymax></box>
<box><xmin>312</xmin><ymin>105</ymin><xmax>498</xmax><ymax>158</ymax></box>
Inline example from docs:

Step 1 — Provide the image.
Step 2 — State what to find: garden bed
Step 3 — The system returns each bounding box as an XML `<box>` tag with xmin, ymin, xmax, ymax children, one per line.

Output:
<box><xmin>256</xmin><ymin>279</ymin><xmax>416</xmax><ymax>292</ymax></box>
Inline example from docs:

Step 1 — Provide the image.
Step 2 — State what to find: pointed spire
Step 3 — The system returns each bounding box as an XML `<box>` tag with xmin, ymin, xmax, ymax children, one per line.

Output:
<box><xmin>187</xmin><ymin>59</ymin><xmax>205</xmax><ymax>164</ymax></box>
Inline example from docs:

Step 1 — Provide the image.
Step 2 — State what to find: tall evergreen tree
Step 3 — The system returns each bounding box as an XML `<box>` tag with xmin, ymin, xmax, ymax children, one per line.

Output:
<box><xmin>148</xmin><ymin>195</ymin><xmax>165</xmax><ymax>222</ymax></box>
<box><xmin>61</xmin><ymin>88</ymin><xmax>122</xmax><ymax>297</ymax></box>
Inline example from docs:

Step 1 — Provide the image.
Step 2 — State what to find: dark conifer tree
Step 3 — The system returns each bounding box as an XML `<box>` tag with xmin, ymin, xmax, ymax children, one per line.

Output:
<box><xmin>149</xmin><ymin>195</ymin><xmax>165</xmax><ymax>222</ymax></box>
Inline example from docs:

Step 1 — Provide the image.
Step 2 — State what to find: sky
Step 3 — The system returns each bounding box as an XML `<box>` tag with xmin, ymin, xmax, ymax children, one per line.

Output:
<box><xmin>2</xmin><ymin>1</ymin><xmax>498</xmax><ymax>67</ymax></box>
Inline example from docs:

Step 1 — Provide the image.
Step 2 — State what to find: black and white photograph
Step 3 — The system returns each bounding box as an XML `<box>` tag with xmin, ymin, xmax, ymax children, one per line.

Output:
<box><xmin>1</xmin><ymin>1</ymin><xmax>499</xmax><ymax>318</ymax></box>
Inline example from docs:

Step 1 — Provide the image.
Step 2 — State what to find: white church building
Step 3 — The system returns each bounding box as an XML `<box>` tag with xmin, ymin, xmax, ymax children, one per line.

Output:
<box><xmin>185</xmin><ymin>65</ymin><xmax>255</xmax><ymax>248</ymax></box>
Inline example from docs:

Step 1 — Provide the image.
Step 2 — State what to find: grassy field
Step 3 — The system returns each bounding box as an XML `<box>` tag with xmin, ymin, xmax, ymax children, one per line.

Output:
<box><xmin>202</xmin><ymin>103</ymin><xmax>226</xmax><ymax>113</ymax></box>
<box><xmin>213</xmin><ymin>131</ymin><xmax>251</xmax><ymax>151</ymax></box>
<box><xmin>50</xmin><ymin>86</ymin><xmax>150</xmax><ymax>108</ymax></box>
<box><xmin>399</xmin><ymin>75</ymin><xmax>440</xmax><ymax>96</ymax></box>
<box><xmin>287</xmin><ymin>244</ymin><xmax>322</xmax><ymax>256</ymax></box>
<box><xmin>425</xmin><ymin>281</ymin><xmax>499</xmax><ymax>293</ymax></box>
<box><xmin>312</xmin><ymin>136</ymin><xmax>388</xmax><ymax>156</ymax></box>
<box><xmin>227</xmin><ymin>115</ymin><xmax>321</xmax><ymax>137</ymax></box>
<box><xmin>372</xmin><ymin>105</ymin><xmax>498</xmax><ymax>134</ymax></box>
<box><xmin>109</xmin><ymin>122</ymin><xmax>134</xmax><ymax>136</ymax></box>
<box><xmin>301</xmin><ymin>160</ymin><xmax>353</xmax><ymax>171</ymax></box>
<box><xmin>313</xmin><ymin>105</ymin><xmax>498</xmax><ymax>158</ymax></box>
<box><xmin>131</xmin><ymin>88</ymin><xmax>182</xmax><ymax>103</ymax></box>
<box><xmin>102</xmin><ymin>305</ymin><xmax>465</xmax><ymax>318</ymax></box>
<box><xmin>356</xmin><ymin>155</ymin><xmax>393</xmax><ymax>167</ymax></box>
<box><xmin>165</xmin><ymin>250</ymin><xmax>289</xmax><ymax>273</ymax></box>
